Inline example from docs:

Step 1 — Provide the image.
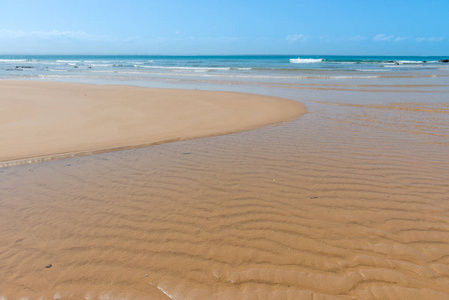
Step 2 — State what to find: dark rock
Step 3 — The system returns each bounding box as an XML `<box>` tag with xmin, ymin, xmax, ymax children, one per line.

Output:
<box><xmin>45</xmin><ymin>264</ymin><xmax>52</xmax><ymax>268</ymax></box>
<box><xmin>439</xmin><ymin>59</ymin><xmax>449</xmax><ymax>63</ymax></box>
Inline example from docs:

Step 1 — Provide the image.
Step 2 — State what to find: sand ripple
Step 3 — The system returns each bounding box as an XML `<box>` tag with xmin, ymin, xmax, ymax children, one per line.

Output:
<box><xmin>0</xmin><ymin>75</ymin><xmax>448</xmax><ymax>299</ymax></box>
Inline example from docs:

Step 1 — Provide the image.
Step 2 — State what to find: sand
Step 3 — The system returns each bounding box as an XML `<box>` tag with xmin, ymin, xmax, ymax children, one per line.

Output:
<box><xmin>1</xmin><ymin>78</ymin><xmax>449</xmax><ymax>299</ymax></box>
<box><xmin>0</xmin><ymin>80</ymin><xmax>305</xmax><ymax>166</ymax></box>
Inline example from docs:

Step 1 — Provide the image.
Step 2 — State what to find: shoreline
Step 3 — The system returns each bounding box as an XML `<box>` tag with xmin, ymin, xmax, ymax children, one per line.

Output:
<box><xmin>0</xmin><ymin>80</ymin><xmax>306</xmax><ymax>167</ymax></box>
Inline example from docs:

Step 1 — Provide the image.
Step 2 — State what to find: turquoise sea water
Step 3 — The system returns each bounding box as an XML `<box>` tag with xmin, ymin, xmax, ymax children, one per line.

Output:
<box><xmin>1</xmin><ymin>55</ymin><xmax>448</xmax><ymax>87</ymax></box>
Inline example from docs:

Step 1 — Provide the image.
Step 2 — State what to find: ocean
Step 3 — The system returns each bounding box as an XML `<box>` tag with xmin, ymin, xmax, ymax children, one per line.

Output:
<box><xmin>1</xmin><ymin>55</ymin><xmax>448</xmax><ymax>89</ymax></box>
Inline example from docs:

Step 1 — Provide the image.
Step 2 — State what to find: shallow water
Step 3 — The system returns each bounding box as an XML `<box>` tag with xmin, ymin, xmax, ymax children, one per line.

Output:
<box><xmin>0</xmin><ymin>64</ymin><xmax>449</xmax><ymax>299</ymax></box>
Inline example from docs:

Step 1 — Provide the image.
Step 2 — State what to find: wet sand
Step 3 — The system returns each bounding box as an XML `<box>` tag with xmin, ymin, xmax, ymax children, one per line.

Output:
<box><xmin>1</xmin><ymin>77</ymin><xmax>449</xmax><ymax>299</ymax></box>
<box><xmin>0</xmin><ymin>80</ymin><xmax>305</xmax><ymax>166</ymax></box>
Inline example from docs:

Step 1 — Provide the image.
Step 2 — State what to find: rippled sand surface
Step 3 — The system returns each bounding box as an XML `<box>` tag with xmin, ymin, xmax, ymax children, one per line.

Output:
<box><xmin>1</xmin><ymin>73</ymin><xmax>449</xmax><ymax>299</ymax></box>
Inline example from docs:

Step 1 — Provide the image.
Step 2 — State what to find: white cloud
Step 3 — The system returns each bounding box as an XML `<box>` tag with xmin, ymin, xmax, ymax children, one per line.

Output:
<box><xmin>286</xmin><ymin>34</ymin><xmax>309</xmax><ymax>43</ymax></box>
<box><xmin>0</xmin><ymin>29</ymin><xmax>108</xmax><ymax>41</ymax></box>
<box><xmin>318</xmin><ymin>35</ymin><xmax>333</xmax><ymax>42</ymax></box>
<box><xmin>394</xmin><ymin>36</ymin><xmax>410</xmax><ymax>42</ymax></box>
<box><xmin>428</xmin><ymin>36</ymin><xmax>445</xmax><ymax>42</ymax></box>
<box><xmin>416</xmin><ymin>36</ymin><xmax>445</xmax><ymax>42</ymax></box>
<box><xmin>349</xmin><ymin>35</ymin><xmax>367</xmax><ymax>41</ymax></box>
<box><xmin>374</xmin><ymin>34</ymin><xmax>445</xmax><ymax>43</ymax></box>
<box><xmin>317</xmin><ymin>35</ymin><xmax>367</xmax><ymax>42</ymax></box>
<box><xmin>373</xmin><ymin>34</ymin><xmax>395</xmax><ymax>42</ymax></box>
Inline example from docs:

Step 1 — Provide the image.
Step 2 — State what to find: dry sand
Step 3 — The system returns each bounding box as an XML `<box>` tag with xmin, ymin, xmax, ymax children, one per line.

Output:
<box><xmin>0</xmin><ymin>80</ymin><xmax>305</xmax><ymax>166</ymax></box>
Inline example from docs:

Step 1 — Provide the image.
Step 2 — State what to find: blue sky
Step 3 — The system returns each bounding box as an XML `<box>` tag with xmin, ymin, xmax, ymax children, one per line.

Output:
<box><xmin>0</xmin><ymin>0</ymin><xmax>448</xmax><ymax>55</ymax></box>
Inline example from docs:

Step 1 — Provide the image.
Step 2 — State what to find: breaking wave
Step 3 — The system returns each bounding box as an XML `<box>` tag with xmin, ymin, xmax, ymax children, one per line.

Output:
<box><xmin>290</xmin><ymin>58</ymin><xmax>324</xmax><ymax>63</ymax></box>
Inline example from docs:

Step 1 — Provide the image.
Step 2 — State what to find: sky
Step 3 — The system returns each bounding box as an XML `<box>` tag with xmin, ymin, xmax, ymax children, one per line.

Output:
<box><xmin>0</xmin><ymin>0</ymin><xmax>448</xmax><ymax>56</ymax></box>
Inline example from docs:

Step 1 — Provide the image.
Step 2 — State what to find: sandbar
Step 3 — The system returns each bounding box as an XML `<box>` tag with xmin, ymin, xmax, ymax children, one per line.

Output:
<box><xmin>0</xmin><ymin>80</ymin><xmax>306</xmax><ymax>166</ymax></box>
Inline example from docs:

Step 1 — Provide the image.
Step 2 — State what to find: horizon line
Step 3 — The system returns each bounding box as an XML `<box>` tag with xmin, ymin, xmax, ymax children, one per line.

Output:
<box><xmin>0</xmin><ymin>53</ymin><xmax>447</xmax><ymax>57</ymax></box>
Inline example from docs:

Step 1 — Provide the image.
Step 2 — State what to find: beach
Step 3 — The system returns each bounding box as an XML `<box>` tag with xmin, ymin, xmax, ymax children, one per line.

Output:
<box><xmin>0</xmin><ymin>80</ymin><xmax>305</xmax><ymax>167</ymax></box>
<box><xmin>1</xmin><ymin>56</ymin><xmax>449</xmax><ymax>299</ymax></box>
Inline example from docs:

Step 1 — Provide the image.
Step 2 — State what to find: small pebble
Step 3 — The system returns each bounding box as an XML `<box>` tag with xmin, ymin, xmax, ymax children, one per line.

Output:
<box><xmin>45</xmin><ymin>264</ymin><xmax>52</xmax><ymax>268</ymax></box>
<box><xmin>310</xmin><ymin>196</ymin><xmax>318</xmax><ymax>199</ymax></box>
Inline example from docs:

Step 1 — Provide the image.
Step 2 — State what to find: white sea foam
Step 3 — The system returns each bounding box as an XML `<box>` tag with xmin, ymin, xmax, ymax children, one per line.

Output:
<box><xmin>90</xmin><ymin>64</ymin><xmax>113</xmax><ymax>67</ymax></box>
<box><xmin>356</xmin><ymin>69</ymin><xmax>392</xmax><ymax>72</ymax></box>
<box><xmin>42</xmin><ymin>62</ymin><xmax>65</xmax><ymax>65</ymax></box>
<box><xmin>290</xmin><ymin>58</ymin><xmax>323</xmax><ymax>63</ymax></box>
<box><xmin>38</xmin><ymin>74</ymin><xmax>102</xmax><ymax>78</ymax></box>
<box><xmin>39</xmin><ymin>70</ymin><xmax>380</xmax><ymax>80</ymax></box>
<box><xmin>397</xmin><ymin>60</ymin><xmax>424</xmax><ymax>64</ymax></box>
<box><xmin>0</xmin><ymin>59</ymin><xmax>26</xmax><ymax>62</ymax></box>
<box><xmin>103</xmin><ymin>70</ymin><xmax>381</xmax><ymax>80</ymax></box>
<box><xmin>197</xmin><ymin>74</ymin><xmax>380</xmax><ymax>79</ymax></box>
<box><xmin>56</xmin><ymin>60</ymin><xmax>80</xmax><ymax>63</ymax></box>
<box><xmin>384</xmin><ymin>60</ymin><xmax>432</xmax><ymax>65</ymax></box>
<box><xmin>136</xmin><ymin>65</ymin><xmax>231</xmax><ymax>71</ymax></box>
<box><xmin>83</xmin><ymin>60</ymin><xmax>112</xmax><ymax>63</ymax></box>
